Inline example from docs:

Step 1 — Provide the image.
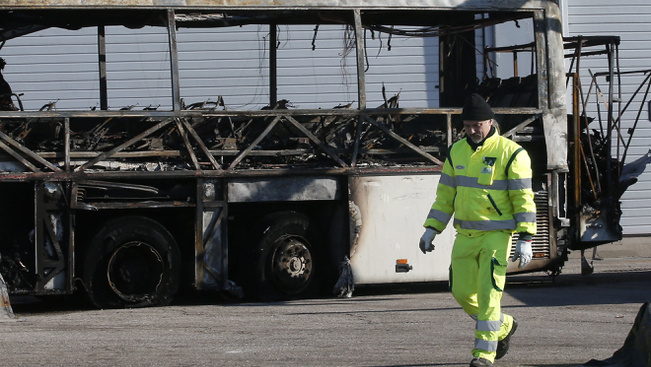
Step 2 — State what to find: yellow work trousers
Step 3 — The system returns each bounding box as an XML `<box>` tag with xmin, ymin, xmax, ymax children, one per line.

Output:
<box><xmin>449</xmin><ymin>230</ymin><xmax>515</xmax><ymax>363</ymax></box>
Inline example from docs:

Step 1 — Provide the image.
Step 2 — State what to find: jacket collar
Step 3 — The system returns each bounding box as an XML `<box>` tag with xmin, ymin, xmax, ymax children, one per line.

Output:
<box><xmin>466</xmin><ymin>125</ymin><xmax>497</xmax><ymax>151</ymax></box>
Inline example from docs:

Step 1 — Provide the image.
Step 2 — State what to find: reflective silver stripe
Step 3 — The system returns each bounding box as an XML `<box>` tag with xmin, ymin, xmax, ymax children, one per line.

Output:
<box><xmin>475</xmin><ymin>338</ymin><xmax>498</xmax><ymax>352</ymax></box>
<box><xmin>439</xmin><ymin>173</ymin><xmax>456</xmax><ymax>188</ymax></box>
<box><xmin>454</xmin><ymin>218</ymin><xmax>517</xmax><ymax>231</ymax></box>
<box><xmin>514</xmin><ymin>212</ymin><xmax>536</xmax><ymax>223</ymax></box>
<box><xmin>456</xmin><ymin>175</ymin><xmax>534</xmax><ymax>191</ymax></box>
<box><xmin>469</xmin><ymin>314</ymin><xmax>478</xmax><ymax>321</ymax></box>
<box><xmin>477</xmin><ymin>319</ymin><xmax>502</xmax><ymax>332</ymax></box>
<box><xmin>507</xmin><ymin>177</ymin><xmax>532</xmax><ymax>190</ymax></box>
<box><xmin>456</xmin><ymin>175</ymin><xmax>508</xmax><ymax>191</ymax></box>
<box><xmin>428</xmin><ymin>209</ymin><xmax>452</xmax><ymax>224</ymax></box>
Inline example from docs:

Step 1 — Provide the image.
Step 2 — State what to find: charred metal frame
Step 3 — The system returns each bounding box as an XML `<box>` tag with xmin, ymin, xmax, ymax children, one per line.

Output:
<box><xmin>0</xmin><ymin>2</ymin><xmax>574</xmax><ymax>294</ymax></box>
<box><xmin>0</xmin><ymin>7</ymin><xmax>559</xmax><ymax>178</ymax></box>
<box><xmin>564</xmin><ymin>36</ymin><xmax>651</xmax><ymax>248</ymax></box>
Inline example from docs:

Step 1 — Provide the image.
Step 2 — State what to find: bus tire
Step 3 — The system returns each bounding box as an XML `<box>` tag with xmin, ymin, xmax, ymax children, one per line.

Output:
<box><xmin>252</xmin><ymin>211</ymin><xmax>319</xmax><ymax>301</ymax></box>
<box><xmin>82</xmin><ymin>216</ymin><xmax>181</xmax><ymax>309</ymax></box>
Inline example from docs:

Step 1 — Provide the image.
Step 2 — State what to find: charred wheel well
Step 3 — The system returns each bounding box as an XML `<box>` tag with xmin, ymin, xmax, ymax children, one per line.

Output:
<box><xmin>227</xmin><ymin>200</ymin><xmax>348</xmax><ymax>287</ymax></box>
<box><xmin>73</xmin><ymin>208</ymin><xmax>196</xmax><ymax>289</ymax></box>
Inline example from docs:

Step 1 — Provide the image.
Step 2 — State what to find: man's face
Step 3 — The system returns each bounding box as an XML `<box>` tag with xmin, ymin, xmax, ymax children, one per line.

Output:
<box><xmin>463</xmin><ymin>119</ymin><xmax>493</xmax><ymax>144</ymax></box>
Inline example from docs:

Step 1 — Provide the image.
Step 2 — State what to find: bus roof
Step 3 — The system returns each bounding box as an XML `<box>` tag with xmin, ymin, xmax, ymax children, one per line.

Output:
<box><xmin>0</xmin><ymin>0</ymin><xmax>555</xmax><ymax>10</ymax></box>
<box><xmin>0</xmin><ymin>0</ymin><xmax>559</xmax><ymax>41</ymax></box>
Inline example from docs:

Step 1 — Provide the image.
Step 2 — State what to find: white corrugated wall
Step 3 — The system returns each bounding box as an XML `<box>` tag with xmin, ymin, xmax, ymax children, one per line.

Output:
<box><xmin>563</xmin><ymin>0</ymin><xmax>651</xmax><ymax>235</ymax></box>
<box><xmin>0</xmin><ymin>24</ymin><xmax>438</xmax><ymax>111</ymax></box>
<box><xmin>0</xmin><ymin>27</ymin><xmax>100</xmax><ymax>110</ymax></box>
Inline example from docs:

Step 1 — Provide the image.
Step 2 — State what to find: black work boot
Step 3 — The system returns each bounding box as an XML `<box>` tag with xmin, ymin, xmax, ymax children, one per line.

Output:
<box><xmin>469</xmin><ymin>357</ymin><xmax>493</xmax><ymax>367</ymax></box>
<box><xmin>496</xmin><ymin>317</ymin><xmax>518</xmax><ymax>359</ymax></box>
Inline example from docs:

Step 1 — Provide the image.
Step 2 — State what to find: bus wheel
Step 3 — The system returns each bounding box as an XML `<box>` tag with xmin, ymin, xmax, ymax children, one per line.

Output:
<box><xmin>253</xmin><ymin>212</ymin><xmax>318</xmax><ymax>300</ymax></box>
<box><xmin>82</xmin><ymin>216</ymin><xmax>181</xmax><ymax>309</ymax></box>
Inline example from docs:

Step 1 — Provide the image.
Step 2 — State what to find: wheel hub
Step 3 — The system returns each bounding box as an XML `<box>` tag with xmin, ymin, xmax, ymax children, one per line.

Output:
<box><xmin>288</xmin><ymin>257</ymin><xmax>304</xmax><ymax>276</ymax></box>
<box><xmin>272</xmin><ymin>237</ymin><xmax>313</xmax><ymax>291</ymax></box>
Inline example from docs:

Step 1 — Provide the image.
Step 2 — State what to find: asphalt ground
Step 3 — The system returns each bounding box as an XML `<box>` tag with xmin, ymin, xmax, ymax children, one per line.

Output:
<box><xmin>1</xmin><ymin>244</ymin><xmax>650</xmax><ymax>367</ymax></box>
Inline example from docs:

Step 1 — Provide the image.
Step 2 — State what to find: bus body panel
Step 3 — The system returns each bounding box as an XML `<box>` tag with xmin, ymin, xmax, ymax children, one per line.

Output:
<box><xmin>349</xmin><ymin>174</ymin><xmax>455</xmax><ymax>284</ymax></box>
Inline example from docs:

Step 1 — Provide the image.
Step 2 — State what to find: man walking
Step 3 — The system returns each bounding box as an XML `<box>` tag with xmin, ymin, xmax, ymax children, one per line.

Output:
<box><xmin>419</xmin><ymin>93</ymin><xmax>536</xmax><ymax>366</ymax></box>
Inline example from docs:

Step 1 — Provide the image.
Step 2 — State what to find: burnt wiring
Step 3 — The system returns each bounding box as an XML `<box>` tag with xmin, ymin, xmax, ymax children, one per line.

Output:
<box><xmin>365</xmin><ymin>17</ymin><xmax>516</xmax><ymax>38</ymax></box>
<box><xmin>363</xmin><ymin>29</ymin><xmax>369</xmax><ymax>72</ymax></box>
<box><xmin>312</xmin><ymin>24</ymin><xmax>319</xmax><ymax>50</ymax></box>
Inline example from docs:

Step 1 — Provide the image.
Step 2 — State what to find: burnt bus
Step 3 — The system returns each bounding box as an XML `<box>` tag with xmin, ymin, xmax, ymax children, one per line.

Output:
<box><xmin>0</xmin><ymin>0</ymin><xmax>639</xmax><ymax>308</ymax></box>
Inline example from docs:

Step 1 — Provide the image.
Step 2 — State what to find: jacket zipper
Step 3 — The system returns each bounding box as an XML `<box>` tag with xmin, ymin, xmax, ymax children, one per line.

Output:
<box><xmin>487</xmin><ymin>194</ymin><xmax>502</xmax><ymax>216</ymax></box>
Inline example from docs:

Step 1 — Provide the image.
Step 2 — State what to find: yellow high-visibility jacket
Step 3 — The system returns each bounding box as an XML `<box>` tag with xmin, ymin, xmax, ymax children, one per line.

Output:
<box><xmin>424</xmin><ymin>131</ymin><xmax>537</xmax><ymax>236</ymax></box>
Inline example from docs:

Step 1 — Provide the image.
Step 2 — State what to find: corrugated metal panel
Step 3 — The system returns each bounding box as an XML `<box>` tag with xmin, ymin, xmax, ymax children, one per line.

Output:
<box><xmin>565</xmin><ymin>0</ymin><xmax>651</xmax><ymax>235</ymax></box>
<box><xmin>275</xmin><ymin>24</ymin><xmax>438</xmax><ymax>108</ymax></box>
<box><xmin>178</xmin><ymin>24</ymin><xmax>438</xmax><ymax>109</ymax></box>
<box><xmin>105</xmin><ymin>26</ymin><xmax>173</xmax><ymax>109</ymax></box>
<box><xmin>0</xmin><ymin>23</ymin><xmax>438</xmax><ymax>111</ymax></box>
<box><xmin>177</xmin><ymin>25</ymin><xmax>270</xmax><ymax>109</ymax></box>
<box><xmin>0</xmin><ymin>26</ymin><xmax>174</xmax><ymax>110</ymax></box>
<box><xmin>0</xmin><ymin>27</ymin><xmax>100</xmax><ymax>110</ymax></box>
<box><xmin>181</xmin><ymin>23</ymin><xmax>438</xmax><ymax>109</ymax></box>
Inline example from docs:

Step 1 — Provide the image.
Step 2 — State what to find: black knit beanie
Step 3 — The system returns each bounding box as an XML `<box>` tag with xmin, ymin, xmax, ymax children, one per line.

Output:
<box><xmin>462</xmin><ymin>93</ymin><xmax>494</xmax><ymax>121</ymax></box>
